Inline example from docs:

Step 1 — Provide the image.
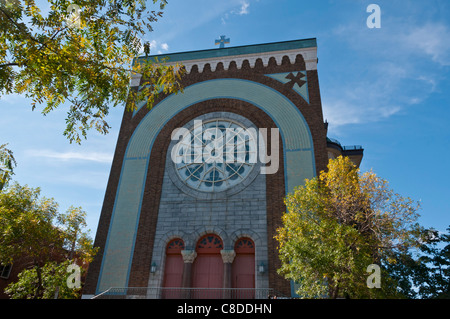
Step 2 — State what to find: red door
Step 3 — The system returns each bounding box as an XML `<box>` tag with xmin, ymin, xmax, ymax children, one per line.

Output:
<box><xmin>232</xmin><ymin>238</ymin><xmax>255</xmax><ymax>298</ymax></box>
<box><xmin>192</xmin><ymin>234</ymin><xmax>224</xmax><ymax>298</ymax></box>
<box><xmin>162</xmin><ymin>239</ymin><xmax>184</xmax><ymax>298</ymax></box>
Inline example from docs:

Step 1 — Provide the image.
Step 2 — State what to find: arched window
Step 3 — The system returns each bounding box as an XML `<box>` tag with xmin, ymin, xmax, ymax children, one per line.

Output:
<box><xmin>192</xmin><ymin>234</ymin><xmax>224</xmax><ymax>298</ymax></box>
<box><xmin>232</xmin><ymin>237</ymin><xmax>255</xmax><ymax>298</ymax></box>
<box><xmin>173</xmin><ymin>119</ymin><xmax>257</xmax><ymax>193</ymax></box>
<box><xmin>162</xmin><ymin>238</ymin><xmax>184</xmax><ymax>298</ymax></box>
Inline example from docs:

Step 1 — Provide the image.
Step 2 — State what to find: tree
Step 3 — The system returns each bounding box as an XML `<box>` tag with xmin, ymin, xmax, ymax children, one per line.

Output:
<box><xmin>0</xmin><ymin>0</ymin><xmax>185</xmax><ymax>144</ymax></box>
<box><xmin>419</xmin><ymin>227</ymin><xmax>450</xmax><ymax>298</ymax></box>
<box><xmin>412</xmin><ymin>227</ymin><xmax>450</xmax><ymax>298</ymax></box>
<box><xmin>381</xmin><ymin>246</ymin><xmax>422</xmax><ymax>299</ymax></box>
<box><xmin>275</xmin><ymin>156</ymin><xmax>423</xmax><ymax>298</ymax></box>
<box><xmin>5</xmin><ymin>260</ymin><xmax>83</xmax><ymax>299</ymax></box>
<box><xmin>0</xmin><ymin>182</ymin><xmax>97</xmax><ymax>298</ymax></box>
<box><xmin>385</xmin><ymin>226</ymin><xmax>450</xmax><ymax>299</ymax></box>
<box><xmin>0</xmin><ymin>143</ymin><xmax>17</xmax><ymax>190</ymax></box>
<box><xmin>57</xmin><ymin>205</ymin><xmax>96</xmax><ymax>262</ymax></box>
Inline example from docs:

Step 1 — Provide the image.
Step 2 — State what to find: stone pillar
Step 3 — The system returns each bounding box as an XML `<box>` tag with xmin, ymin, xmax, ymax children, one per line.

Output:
<box><xmin>181</xmin><ymin>250</ymin><xmax>197</xmax><ymax>289</ymax></box>
<box><xmin>221</xmin><ymin>249</ymin><xmax>236</xmax><ymax>298</ymax></box>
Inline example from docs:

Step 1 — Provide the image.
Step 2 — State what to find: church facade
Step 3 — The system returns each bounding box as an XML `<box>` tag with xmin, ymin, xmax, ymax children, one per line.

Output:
<box><xmin>83</xmin><ymin>38</ymin><xmax>363</xmax><ymax>298</ymax></box>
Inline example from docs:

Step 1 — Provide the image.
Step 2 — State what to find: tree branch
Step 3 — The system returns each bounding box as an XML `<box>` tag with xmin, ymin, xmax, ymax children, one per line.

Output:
<box><xmin>0</xmin><ymin>6</ymin><xmax>62</xmax><ymax>57</ymax></box>
<box><xmin>0</xmin><ymin>62</ymin><xmax>19</xmax><ymax>68</ymax></box>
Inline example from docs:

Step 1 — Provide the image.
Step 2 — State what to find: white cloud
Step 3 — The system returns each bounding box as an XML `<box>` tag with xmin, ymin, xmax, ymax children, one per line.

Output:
<box><xmin>238</xmin><ymin>1</ymin><xmax>250</xmax><ymax>15</ymax></box>
<box><xmin>321</xmin><ymin>61</ymin><xmax>406</xmax><ymax>133</ymax></box>
<box><xmin>221</xmin><ymin>0</ymin><xmax>252</xmax><ymax>24</ymax></box>
<box><xmin>149</xmin><ymin>40</ymin><xmax>159</xmax><ymax>54</ymax></box>
<box><xmin>322</xmin><ymin>16</ymin><xmax>450</xmax><ymax>134</ymax></box>
<box><xmin>27</xmin><ymin>149</ymin><xmax>113</xmax><ymax>163</ymax></box>
<box><xmin>403</xmin><ymin>23</ymin><xmax>450</xmax><ymax>66</ymax></box>
<box><xmin>149</xmin><ymin>40</ymin><xmax>170</xmax><ymax>54</ymax></box>
<box><xmin>322</xmin><ymin>95</ymin><xmax>402</xmax><ymax>129</ymax></box>
<box><xmin>161</xmin><ymin>43</ymin><xmax>169</xmax><ymax>51</ymax></box>
<box><xmin>56</xmin><ymin>171</ymin><xmax>110</xmax><ymax>190</ymax></box>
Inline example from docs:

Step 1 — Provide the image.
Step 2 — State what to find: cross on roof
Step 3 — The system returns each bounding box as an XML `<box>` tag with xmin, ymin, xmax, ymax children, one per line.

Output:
<box><xmin>215</xmin><ymin>35</ymin><xmax>230</xmax><ymax>48</ymax></box>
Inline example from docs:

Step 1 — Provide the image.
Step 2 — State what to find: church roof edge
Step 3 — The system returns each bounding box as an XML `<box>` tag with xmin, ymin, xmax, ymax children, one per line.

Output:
<box><xmin>136</xmin><ymin>38</ymin><xmax>317</xmax><ymax>64</ymax></box>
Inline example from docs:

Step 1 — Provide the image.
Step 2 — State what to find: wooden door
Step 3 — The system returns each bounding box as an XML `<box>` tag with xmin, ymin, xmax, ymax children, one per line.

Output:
<box><xmin>192</xmin><ymin>234</ymin><xmax>224</xmax><ymax>298</ymax></box>
<box><xmin>162</xmin><ymin>239</ymin><xmax>184</xmax><ymax>298</ymax></box>
<box><xmin>232</xmin><ymin>238</ymin><xmax>255</xmax><ymax>298</ymax></box>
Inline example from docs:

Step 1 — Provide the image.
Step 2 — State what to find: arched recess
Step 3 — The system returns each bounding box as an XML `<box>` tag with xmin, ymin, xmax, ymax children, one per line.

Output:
<box><xmin>162</xmin><ymin>238</ymin><xmax>184</xmax><ymax>298</ymax></box>
<box><xmin>96</xmin><ymin>78</ymin><xmax>315</xmax><ymax>293</ymax></box>
<box><xmin>232</xmin><ymin>238</ymin><xmax>255</xmax><ymax>298</ymax></box>
<box><xmin>192</xmin><ymin>234</ymin><xmax>224</xmax><ymax>298</ymax></box>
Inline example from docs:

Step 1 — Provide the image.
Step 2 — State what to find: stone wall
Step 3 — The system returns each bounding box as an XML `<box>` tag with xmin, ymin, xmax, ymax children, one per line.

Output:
<box><xmin>147</xmin><ymin>112</ymin><xmax>269</xmax><ymax>290</ymax></box>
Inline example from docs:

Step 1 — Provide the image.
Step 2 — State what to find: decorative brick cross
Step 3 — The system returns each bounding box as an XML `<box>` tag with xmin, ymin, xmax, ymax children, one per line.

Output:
<box><xmin>285</xmin><ymin>72</ymin><xmax>306</xmax><ymax>89</ymax></box>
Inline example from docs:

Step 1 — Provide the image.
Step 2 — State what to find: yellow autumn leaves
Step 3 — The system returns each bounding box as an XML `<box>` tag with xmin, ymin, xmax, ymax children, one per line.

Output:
<box><xmin>275</xmin><ymin>156</ymin><xmax>422</xmax><ymax>298</ymax></box>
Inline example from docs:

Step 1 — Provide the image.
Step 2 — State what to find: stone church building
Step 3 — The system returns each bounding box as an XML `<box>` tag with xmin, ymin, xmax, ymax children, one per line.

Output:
<box><xmin>83</xmin><ymin>38</ymin><xmax>363</xmax><ymax>299</ymax></box>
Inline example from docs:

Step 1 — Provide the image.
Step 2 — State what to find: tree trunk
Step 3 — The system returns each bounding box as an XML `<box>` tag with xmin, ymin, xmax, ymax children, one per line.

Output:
<box><xmin>328</xmin><ymin>279</ymin><xmax>340</xmax><ymax>299</ymax></box>
<box><xmin>33</xmin><ymin>263</ymin><xmax>43</xmax><ymax>299</ymax></box>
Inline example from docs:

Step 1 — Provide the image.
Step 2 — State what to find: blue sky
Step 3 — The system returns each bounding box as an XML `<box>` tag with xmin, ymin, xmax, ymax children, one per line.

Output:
<box><xmin>1</xmin><ymin>0</ymin><xmax>449</xmax><ymax>237</ymax></box>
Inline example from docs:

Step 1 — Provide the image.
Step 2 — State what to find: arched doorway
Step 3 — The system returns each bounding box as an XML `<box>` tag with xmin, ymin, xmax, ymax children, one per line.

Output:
<box><xmin>192</xmin><ymin>234</ymin><xmax>224</xmax><ymax>298</ymax></box>
<box><xmin>232</xmin><ymin>237</ymin><xmax>255</xmax><ymax>298</ymax></box>
<box><xmin>162</xmin><ymin>238</ymin><xmax>184</xmax><ymax>298</ymax></box>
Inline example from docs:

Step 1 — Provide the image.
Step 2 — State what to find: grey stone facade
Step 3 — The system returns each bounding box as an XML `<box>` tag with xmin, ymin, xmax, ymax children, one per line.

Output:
<box><xmin>147</xmin><ymin>112</ymin><xmax>269</xmax><ymax>290</ymax></box>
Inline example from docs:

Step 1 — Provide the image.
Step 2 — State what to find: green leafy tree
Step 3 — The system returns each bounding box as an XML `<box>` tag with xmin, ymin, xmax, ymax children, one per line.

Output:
<box><xmin>0</xmin><ymin>183</ymin><xmax>61</xmax><ymax>298</ymax></box>
<box><xmin>57</xmin><ymin>205</ymin><xmax>96</xmax><ymax>261</ymax></box>
<box><xmin>275</xmin><ymin>156</ymin><xmax>423</xmax><ymax>298</ymax></box>
<box><xmin>385</xmin><ymin>226</ymin><xmax>450</xmax><ymax>299</ymax></box>
<box><xmin>0</xmin><ymin>143</ymin><xmax>17</xmax><ymax>190</ymax></box>
<box><xmin>5</xmin><ymin>260</ymin><xmax>83</xmax><ymax>299</ymax></box>
<box><xmin>381</xmin><ymin>247</ymin><xmax>422</xmax><ymax>299</ymax></box>
<box><xmin>0</xmin><ymin>182</ymin><xmax>97</xmax><ymax>298</ymax></box>
<box><xmin>414</xmin><ymin>227</ymin><xmax>450</xmax><ymax>298</ymax></box>
<box><xmin>0</xmin><ymin>0</ymin><xmax>185</xmax><ymax>144</ymax></box>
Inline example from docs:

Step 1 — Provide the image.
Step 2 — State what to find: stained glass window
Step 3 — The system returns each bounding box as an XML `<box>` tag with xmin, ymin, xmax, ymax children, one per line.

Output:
<box><xmin>173</xmin><ymin>119</ymin><xmax>257</xmax><ymax>192</ymax></box>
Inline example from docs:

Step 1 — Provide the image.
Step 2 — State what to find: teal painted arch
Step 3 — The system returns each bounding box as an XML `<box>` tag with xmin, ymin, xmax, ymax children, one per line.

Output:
<box><xmin>128</xmin><ymin>79</ymin><xmax>312</xmax><ymax>157</ymax></box>
<box><xmin>96</xmin><ymin>78</ymin><xmax>316</xmax><ymax>293</ymax></box>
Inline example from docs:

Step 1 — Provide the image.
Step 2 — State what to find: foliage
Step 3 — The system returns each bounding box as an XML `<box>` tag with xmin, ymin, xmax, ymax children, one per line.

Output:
<box><xmin>381</xmin><ymin>247</ymin><xmax>422</xmax><ymax>299</ymax></box>
<box><xmin>57</xmin><ymin>205</ymin><xmax>97</xmax><ymax>263</ymax></box>
<box><xmin>0</xmin><ymin>182</ymin><xmax>97</xmax><ymax>298</ymax></box>
<box><xmin>384</xmin><ymin>226</ymin><xmax>450</xmax><ymax>299</ymax></box>
<box><xmin>0</xmin><ymin>0</ymin><xmax>185</xmax><ymax>144</ymax></box>
<box><xmin>5</xmin><ymin>260</ymin><xmax>83</xmax><ymax>299</ymax></box>
<box><xmin>415</xmin><ymin>227</ymin><xmax>450</xmax><ymax>298</ymax></box>
<box><xmin>0</xmin><ymin>143</ymin><xmax>17</xmax><ymax>190</ymax></box>
<box><xmin>0</xmin><ymin>182</ymin><xmax>62</xmax><ymax>265</ymax></box>
<box><xmin>275</xmin><ymin>156</ymin><xmax>423</xmax><ymax>298</ymax></box>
